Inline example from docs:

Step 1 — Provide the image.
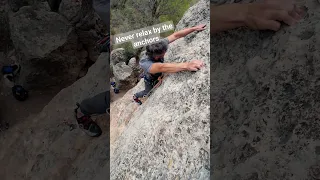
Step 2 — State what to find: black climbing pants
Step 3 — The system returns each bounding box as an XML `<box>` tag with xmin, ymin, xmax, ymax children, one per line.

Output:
<box><xmin>134</xmin><ymin>80</ymin><xmax>156</xmax><ymax>98</ymax></box>
<box><xmin>80</xmin><ymin>91</ymin><xmax>110</xmax><ymax>115</ymax></box>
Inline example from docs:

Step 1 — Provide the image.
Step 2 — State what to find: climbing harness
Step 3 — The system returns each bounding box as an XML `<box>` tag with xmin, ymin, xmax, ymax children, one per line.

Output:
<box><xmin>142</xmin><ymin>74</ymin><xmax>168</xmax><ymax>99</ymax></box>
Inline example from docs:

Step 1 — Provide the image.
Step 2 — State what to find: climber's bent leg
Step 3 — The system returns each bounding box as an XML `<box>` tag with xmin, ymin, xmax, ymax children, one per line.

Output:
<box><xmin>80</xmin><ymin>90</ymin><xmax>110</xmax><ymax>116</ymax></box>
<box><xmin>134</xmin><ymin>81</ymin><xmax>154</xmax><ymax>98</ymax></box>
<box><xmin>74</xmin><ymin>91</ymin><xmax>109</xmax><ymax>137</ymax></box>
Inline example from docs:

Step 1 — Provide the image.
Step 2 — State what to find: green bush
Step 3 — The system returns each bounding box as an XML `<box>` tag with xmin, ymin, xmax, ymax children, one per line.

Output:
<box><xmin>111</xmin><ymin>0</ymin><xmax>200</xmax><ymax>58</ymax></box>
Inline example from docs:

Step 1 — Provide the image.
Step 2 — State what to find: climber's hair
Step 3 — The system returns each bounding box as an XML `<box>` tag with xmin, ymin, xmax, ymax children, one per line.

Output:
<box><xmin>145</xmin><ymin>40</ymin><xmax>168</xmax><ymax>57</ymax></box>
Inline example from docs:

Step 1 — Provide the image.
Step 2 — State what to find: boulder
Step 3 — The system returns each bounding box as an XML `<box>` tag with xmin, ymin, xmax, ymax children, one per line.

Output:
<box><xmin>59</xmin><ymin>0</ymin><xmax>81</xmax><ymax>22</ymax></box>
<box><xmin>7</xmin><ymin>0</ymin><xmax>30</xmax><ymax>12</ymax></box>
<box><xmin>9</xmin><ymin>6</ymin><xmax>87</xmax><ymax>89</ymax></box>
<box><xmin>128</xmin><ymin>57</ymin><xmax>142</xmax><ymax>78</ymax></box>
<box><xmin>110</xmin><ymin>48</ymin><xmax>126</xmax><ymax>65</ymax></box>
<box><xmin>113</xmin><ymin>62</ymin><xmax>136</xmax><ymax>90</ymax></box>
<box><xmin>128</xmin><ymin>57</ymin><xmax>137</xmax><ymax>68</ymax></box>
<box><xmin>8</xmin><ymin>0</ymin><xmax>48</xmax><ymax>12</ymax></box>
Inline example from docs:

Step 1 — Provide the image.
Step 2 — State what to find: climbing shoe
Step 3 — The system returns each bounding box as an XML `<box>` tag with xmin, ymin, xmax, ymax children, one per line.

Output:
<box><xmin>12</xmin><ymin>85</ymin><xmax>28</xmax><ymax>101</ymax></box>
<box><xmin>111</xmin><ymin>82</ymin><xmax>119</xmax><ymax>94</ymax></box>
<box><xmin>1</xmin><ymin>64</ymin><xmax>21</xmax><ymax>75</ymax></box>
<box><xmin>74</xmin><ymin>103</ymin><xmax>102</xmax><ymax>137</ymax></box>
<box><xmin>133</xmin><ymin>96</ymin><xmax>142</xmax><ymax>105</ymax></box>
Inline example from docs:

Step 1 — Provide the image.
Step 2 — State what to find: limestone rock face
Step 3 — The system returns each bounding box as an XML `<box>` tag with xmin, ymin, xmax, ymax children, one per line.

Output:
<box><xmin>110</xmin><ymin>0</ymin><xmax>210</xmax><ymax>179</ymax></box>
<box><xmin>210</xmin><ymin>0</ymin><xmax>320</xmax><ymax>179</ymax></box>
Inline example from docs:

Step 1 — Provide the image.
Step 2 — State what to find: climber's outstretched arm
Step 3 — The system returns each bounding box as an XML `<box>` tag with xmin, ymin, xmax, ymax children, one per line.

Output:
<box><xmin>210</xmin><ymin>0</ymin><xmax>305</xmax><ymax>33</ymax></box>
<box><xmin>167</xmin><ymin>24</ymin><xmax>206</xmax><ymax>43</ymax></box>
<box><xmin>148</xmin><ymin>60</ymin><xmax>204</xmax><ymax>74</ymax></box>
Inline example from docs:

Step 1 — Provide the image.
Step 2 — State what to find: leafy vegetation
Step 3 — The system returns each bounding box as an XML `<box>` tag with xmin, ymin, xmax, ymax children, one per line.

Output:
<box><xmin>110</xmin><ymin>0</ymin><xmax>199</xmax><ymax>61</ymax></box>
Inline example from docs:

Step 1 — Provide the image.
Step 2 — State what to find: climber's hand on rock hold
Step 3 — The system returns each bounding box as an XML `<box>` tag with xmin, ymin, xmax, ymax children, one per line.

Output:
<box><xmin>193</xmin><ymin>24</ymin><xmax>207</xmax><ymax>31</ymax></box>
<box><xmin>186</xmin><ymin>60</ymin><xmax>204</xmax><ymax>72</ymax></box>
<box><xmin>243</xmin><ymin>0</ymin><xmax>306</xmax><ymax>31</ymax></box>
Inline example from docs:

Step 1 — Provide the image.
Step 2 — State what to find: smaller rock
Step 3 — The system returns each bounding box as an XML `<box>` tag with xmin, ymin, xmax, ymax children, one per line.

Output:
<box><xmin>139</xmin><ymin>50</ymin><xmax>146</xmax><ymax>59</ymax></box>
<box><xmin>8</xmin><ymin>0</ymin><xmax>29</xmax><ymax>12</ymax></box>
<box><xmin>111</xmin><ymin>48</ymin><xmax>126</xmax><ymax>65</ymax></box>
<box><xmin>113</xmin><ymin>62</ymin><xmax>136</xmax><ymax>89</ymax></box>
<box><xmin>128</xmin><ymin>57</ymin><xmax>137</xmax><ymax>68</ymax></box>
<box><xmin>128</xmin><ymin>57</ymin><xmax>143</xmax><ymax>80</ymax></box>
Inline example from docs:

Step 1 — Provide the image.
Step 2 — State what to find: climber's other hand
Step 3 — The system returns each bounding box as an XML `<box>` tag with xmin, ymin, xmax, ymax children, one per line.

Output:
<box><xmin>193</xmin><ymin>24</ymin><xmax>207</xmax><ymax>31</ymax></box>
<box><xmin>186</xmin><ymin>60</ymin><xmax>205</xmax><ymax>71</ymax></box>
<box><xmin>242</xmin><ymin>0</ymin><xmax>306</xmax><ymax>31</ymax></box>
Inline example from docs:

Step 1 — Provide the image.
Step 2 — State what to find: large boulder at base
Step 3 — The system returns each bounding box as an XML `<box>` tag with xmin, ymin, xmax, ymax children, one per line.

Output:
<box><xmin>210</xmin><ymin>0</ymin><xmax>320</xmax><ymax>179</ymax></box>
<box><xmin>0</xmin><ymin>53</ymin><xmax>109</xmax><ymax>180</ymax></box>
<box><xmin>113</xmin><ymin>62</ymin><xmax>136</xmax><ymax>90</ymax></box>
<box><xmin>110</xmin><ymin>0</ymin><xmax>210</xmax><ymax>179</ymax></box>
<box><xmin>9</xmin><ymin>6</ymin><xmax>87</xmax><ymax>89</ymax></box>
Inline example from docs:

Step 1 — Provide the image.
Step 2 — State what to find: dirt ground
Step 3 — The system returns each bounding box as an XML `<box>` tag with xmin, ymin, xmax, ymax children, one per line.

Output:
<box><xmin>0</xmin><ymin>76</ymin><xmax>128</xmax><ymax>133</ymax></box>
<box><xmin>0</xmin><ymin>82</ymin><xmax>60</xmax><ymax>130</ymax></box>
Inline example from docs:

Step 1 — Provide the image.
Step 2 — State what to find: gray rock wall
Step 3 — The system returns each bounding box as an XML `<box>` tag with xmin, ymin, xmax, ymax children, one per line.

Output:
<box><xmin>110</xmin><ymin>0</ymin><xmax>210</xmax><ymax>179</ymax></box>
<box><xmin>0</xmin><ymin>53</ymin><xmax>108</xmax><ymax>180</ymax></box>
<box><xmin>210</xmin><ymin>0</ymin><xmax>320</xmax><ymax>179</ymax></box>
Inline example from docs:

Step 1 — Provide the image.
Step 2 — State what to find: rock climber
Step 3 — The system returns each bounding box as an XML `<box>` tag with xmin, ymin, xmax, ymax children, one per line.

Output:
<box><xmin>133</xmin><ymin>24</ymin><xmax>207</xmax><ymax>105</ymax></box>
